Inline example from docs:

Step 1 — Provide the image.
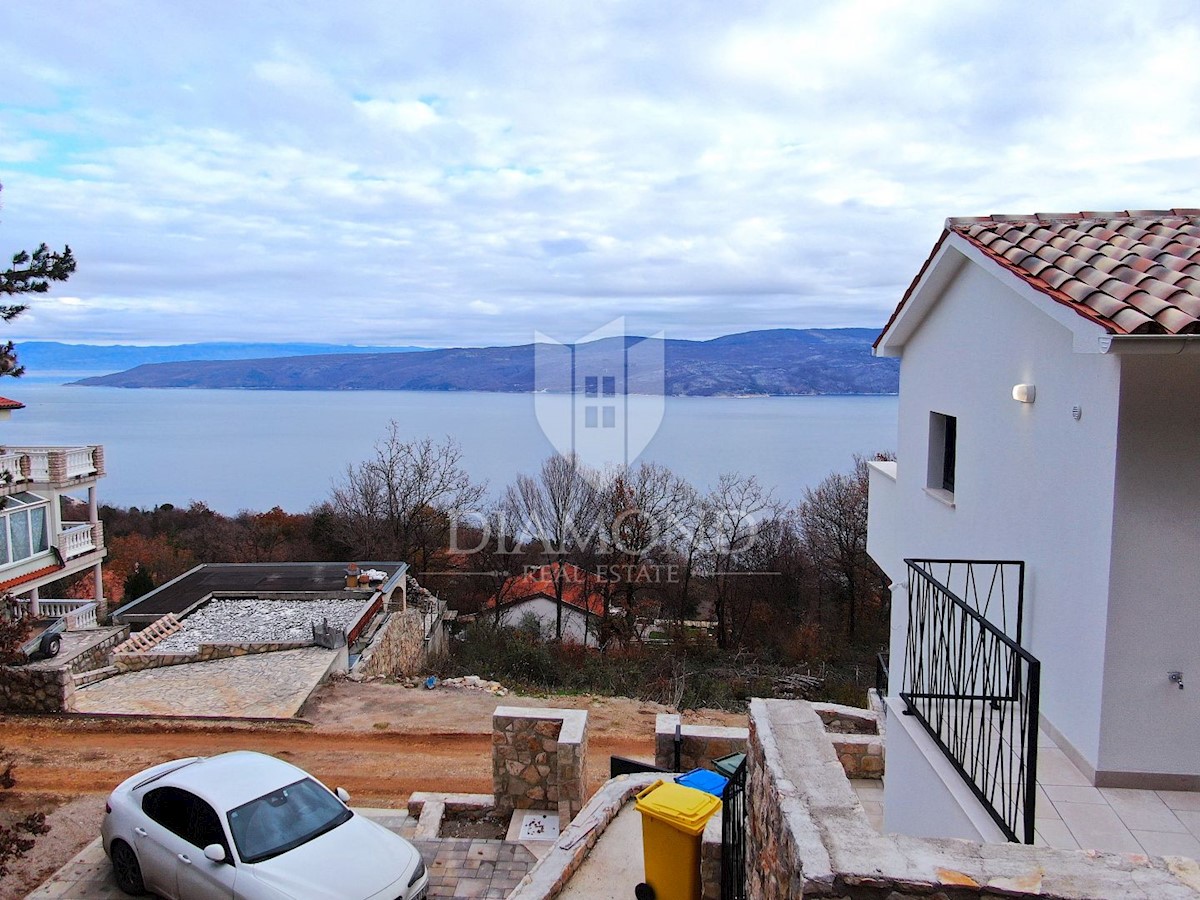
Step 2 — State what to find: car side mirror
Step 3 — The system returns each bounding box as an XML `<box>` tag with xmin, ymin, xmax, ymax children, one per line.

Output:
<box><xmin>204</xmin><ymin>844</ymin><xmax>227</xmax><ymax>863</ymax></box>
<box><xmin>336</xmin><ymin>787</ymin><xmax>351</xmax><ymax>804</ymax></box>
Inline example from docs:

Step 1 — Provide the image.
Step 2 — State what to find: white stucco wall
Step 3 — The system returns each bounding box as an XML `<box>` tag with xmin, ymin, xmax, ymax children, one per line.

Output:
<box><xmin>499</xmin><ymin>595</ymin><xmax>599</xmax><ymax>647</ymax></box>
<box><xmin>882</xmin><ymin>698</ymin><xmax>1007</xmax><ymax>843</ymax></box>
<box><xmin>869</xmin><ymin>252</ymin><xmax>1123</xmax><ymax>773</ymax></box>
<box><xmin>1098</xmin><ymin>355</ymin><xmax>1200</xmax><ymax>782</ymax></box>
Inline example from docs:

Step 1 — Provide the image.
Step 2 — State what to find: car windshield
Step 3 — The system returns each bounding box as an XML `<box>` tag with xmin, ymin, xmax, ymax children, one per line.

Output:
<box><xmin>227</xmin><ymin>777</ymin><xmax>352</xmax><ymax>863</ymax></box>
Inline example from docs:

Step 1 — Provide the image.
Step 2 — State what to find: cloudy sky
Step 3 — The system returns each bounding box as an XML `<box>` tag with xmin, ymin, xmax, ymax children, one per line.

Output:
<box><xmin>1</xmin><ymin>2</ymin><xmax>1198</xmax><ymax>348</ymax></box>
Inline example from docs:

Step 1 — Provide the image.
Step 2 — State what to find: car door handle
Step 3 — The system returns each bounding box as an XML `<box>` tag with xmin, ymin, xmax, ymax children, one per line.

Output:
<box><xmin>134</xmin><ymin>827</ymin><xmax>148</xmax><ymax>837</ymax></box>
<box><xmin>178</xmin><ymin>853</ymin><xmax>192</xmax><ymax>864</ymax></box>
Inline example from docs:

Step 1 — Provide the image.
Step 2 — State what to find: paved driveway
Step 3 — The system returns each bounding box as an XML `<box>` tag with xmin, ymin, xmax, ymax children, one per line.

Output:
<box><xmin>72</xmin><ymin>648</ymin><xmax>339</xmax><ymax>719</ymax></box>
<box><xmin>28</xmin><ymin>809</ymin><xmax>536</xmax><ymax>899</ymax></box>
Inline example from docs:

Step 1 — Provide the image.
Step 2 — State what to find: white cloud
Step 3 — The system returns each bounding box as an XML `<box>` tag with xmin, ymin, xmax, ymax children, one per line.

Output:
<box><xmin>0</xmin><ymin>1</ymin><xmax>1196</xmax><ymax>347</ymax></box>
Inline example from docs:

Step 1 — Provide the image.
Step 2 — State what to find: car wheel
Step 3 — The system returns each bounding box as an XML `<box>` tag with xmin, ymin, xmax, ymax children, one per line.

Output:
<box><xmin>110</xmin><ymin>840</ymin><xmax>146</xmax><ymax>896</ymax></box>
<box><xmin>40</xmin><ymin>633</ymin><xmax>61</xmax><ymax>658</ymax></box>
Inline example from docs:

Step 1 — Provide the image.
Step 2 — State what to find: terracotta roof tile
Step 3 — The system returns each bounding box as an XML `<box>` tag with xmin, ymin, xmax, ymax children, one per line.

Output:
<box><xmin>0</xmin><ymin>563</ymin><xmax>64</xmax><ymax>592</ymax></box>
<box><xmin>0</xmin><ymin>396</ymin><xmax>24</xmax><ymax>411</ymax></box>
<box><xmin>943</xmin><ymin>210</ymin><xmax>1200</xmax><ymax>335</ymax></box>
<box><xmin>486</xmin><ymin>561</ymin><xmax>610</xmax><ymax>618</ymax></box>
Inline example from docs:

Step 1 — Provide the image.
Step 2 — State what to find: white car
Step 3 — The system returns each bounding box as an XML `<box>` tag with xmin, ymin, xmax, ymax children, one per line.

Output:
<box><xmin>101</xmin><ymin>750</ymin><xmax>428</xmax><ymax>900</ymax></box>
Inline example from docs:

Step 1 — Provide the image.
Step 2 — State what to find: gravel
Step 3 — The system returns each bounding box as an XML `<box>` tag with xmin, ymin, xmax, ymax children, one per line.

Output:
<box><xmin>155</xmin><ymin>597</ymin><xmax>368</xmax><ymax>652</ymax></box>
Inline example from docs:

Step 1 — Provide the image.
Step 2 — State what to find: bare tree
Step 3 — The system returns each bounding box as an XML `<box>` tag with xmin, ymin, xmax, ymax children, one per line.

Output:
<box><xmin>701</xmin><ymin>473</ymin><xmax>782</xmax><ymax>650</ymax></box>
<box><xmin>601</xmin><ymin>462</ymin><xmax>697</xmax><ymax>635</ymax></box>
<box><xmin>327</xmin><ymin>427</ymin><xmax>486</xmax><ymax>571</ymax></box>
<box><xmin>797</xmin><ymin>453</ymin><xmax>890</xmax><ymax>639</ymax></box>
<box><xmin>504</xmin><ymin>454</ymin><xmax>602</xmax><ymax>640</ymax></box>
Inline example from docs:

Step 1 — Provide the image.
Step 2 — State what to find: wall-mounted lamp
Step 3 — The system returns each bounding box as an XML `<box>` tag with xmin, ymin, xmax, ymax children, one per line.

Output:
<box><xmin>1012</xmin><ymin>384</ymin><xmax>1036</xmax><ymax>403</ymax></box>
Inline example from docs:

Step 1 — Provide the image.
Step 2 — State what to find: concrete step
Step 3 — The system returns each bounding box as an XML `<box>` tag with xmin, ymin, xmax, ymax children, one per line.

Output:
<box><xmin>73</xmin><ymin>665</ymin><xmax>119</xmax><ymax>688</ymax></box>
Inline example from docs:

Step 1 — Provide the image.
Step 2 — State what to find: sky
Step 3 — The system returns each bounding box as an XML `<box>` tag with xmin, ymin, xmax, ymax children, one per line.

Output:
<box><xmin>1</xmin><ymin>1</ymin><xmax>1199</xmax><ymax>348</ymax></box>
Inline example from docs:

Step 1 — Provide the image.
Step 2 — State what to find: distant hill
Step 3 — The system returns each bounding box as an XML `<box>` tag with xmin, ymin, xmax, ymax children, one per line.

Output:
<box><xmin>74</xmin><ymin>329</ymin><xmax>897</xmax><ymax>396</ymax></box>
<box><xmin>15</xmin><ymin>341</ymin><xmax>427</xmax><ymax>377</ymax></box>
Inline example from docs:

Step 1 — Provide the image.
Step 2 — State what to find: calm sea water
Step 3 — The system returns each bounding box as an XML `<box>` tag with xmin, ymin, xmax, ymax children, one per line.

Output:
<box><xmin>0</xmin><ymin>384</ymin><xmax>898</xmax><ymax>514</ymax></box>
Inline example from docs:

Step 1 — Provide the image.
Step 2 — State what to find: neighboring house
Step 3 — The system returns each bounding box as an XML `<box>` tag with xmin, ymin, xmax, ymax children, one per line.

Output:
<box><xmin>485</xmin><ymin>562</ymin><xmax>608</xmax><ymax>646</ymax></box>
<box><xmin>867</xmin><ymin>210</ymin><xmax>1200</xmax><ymax>844</ymax></box>
<box><xmin>0</xmin><ymin>394</ymin><xmax>107</xmax><ymax>624</ymax></box>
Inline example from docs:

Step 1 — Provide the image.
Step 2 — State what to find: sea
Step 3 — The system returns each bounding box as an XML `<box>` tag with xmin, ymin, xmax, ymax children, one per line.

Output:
<box><xmin>0</xmin><ymin>383</ymin><xmax>898</xmax><ymax>515</ymax></box>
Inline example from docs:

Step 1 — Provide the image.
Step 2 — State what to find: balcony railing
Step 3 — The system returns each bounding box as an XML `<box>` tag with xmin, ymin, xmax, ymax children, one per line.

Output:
<box><xmin>900</xmin><ymin>559</ymin><xmax>1040</xmax><ymax>844</ymax></box>
<box><xmin>0</xmin><ymin>445</ymin><xmax>102</xmax><ymax>486</ymax></box>
<box><xmin>12</xmin><ymin>598</ymin><xmax>98</xmax><ymax>629</ymax></box>
<box><xmin>60</xmin><ymin>522</ymin><xmax>99</xmax><ymax>559</ymax></box>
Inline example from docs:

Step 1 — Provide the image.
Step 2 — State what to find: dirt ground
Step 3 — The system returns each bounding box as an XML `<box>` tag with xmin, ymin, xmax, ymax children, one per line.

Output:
<box><xmin>0</xmin><ymin>680</ymin><xmax>746</xmax><ymax>899</ymax></box>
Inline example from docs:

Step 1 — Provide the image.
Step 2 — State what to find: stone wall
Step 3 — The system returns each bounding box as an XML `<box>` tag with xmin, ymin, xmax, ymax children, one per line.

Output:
<box><xmin>493</xmin><ymin>707</ymin><xmax>588</xmax><ymax>822</ymax></box>
<box><xmin>352</xmin><ymin>609</ymin><xmax>426</xmax><ymax>679</ymax></box>
<box><xmin>66</xmin><ymin>627</ymin><xmax>128</xmax><ymax>674</ymax></box>
<box><xmin>745</xmin><ymin>699</ymin><xmax>1200</xmax><ymax>900</ymax></box>
<box><xmin>113</xmin><ymin>641</ymin><xmax>310</xmax><ymax>673</ymax></box>
<box><xmin>0</xmin><ymin>664</ymin><xmax>75</xmax><ymax>713</ymax></box>
<box><xmin>811</xmin><ymin>701</ymin><xmax>884</xmax><ymax>779</ymax></box>
<box><xmin>655</xmin><ymin>713</ymin><xmax>749</xmax><ymax>771</ymax></box>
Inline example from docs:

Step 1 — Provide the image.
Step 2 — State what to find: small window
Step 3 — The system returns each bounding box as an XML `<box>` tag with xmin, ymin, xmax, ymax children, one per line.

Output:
<box><xmin>584</xmin><ymin>376</ymin><xmax>598</xmax><ymax>397</ymax></box>
<box><xmin>928</xmin><ymin>412</ymin><xmax>957</xmax><ymax>495</ymax></box>
<box><xmin>601</xmin><ymin>375</ymin><xmax>616</xmax><ymax>397</ymax></box>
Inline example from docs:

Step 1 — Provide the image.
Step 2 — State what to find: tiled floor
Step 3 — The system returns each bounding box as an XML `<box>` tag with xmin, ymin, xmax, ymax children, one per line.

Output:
<box><xmin>1032</xmin><ymin>732</ymin><xmax>1200</xmax><ymax>857</ymax></box>
<box><xmin>853</xmin><ymin>731</ymin><xmax>1200</xmax><ymax>859</ymax></box>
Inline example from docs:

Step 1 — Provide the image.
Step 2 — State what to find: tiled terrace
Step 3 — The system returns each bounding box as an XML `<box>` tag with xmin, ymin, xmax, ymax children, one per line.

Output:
<box><xmin>853</xmin><ymin>729</ymin><xmax>1200</xmax><ymax>858</ymax></box>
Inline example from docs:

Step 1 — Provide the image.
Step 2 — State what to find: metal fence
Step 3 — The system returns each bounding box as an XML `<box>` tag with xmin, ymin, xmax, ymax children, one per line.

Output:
<box><xmin>900</xmin><ymin>559</ymin><xmax>1040</xmax><ymax>844</ymax></box>
<box><xmin>721</xmin><ymin>756</ymin><xmax>747</xmax><ymax>900</ymax></box>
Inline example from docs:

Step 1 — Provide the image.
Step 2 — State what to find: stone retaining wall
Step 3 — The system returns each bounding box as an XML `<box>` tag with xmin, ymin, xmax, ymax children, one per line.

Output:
<box><xmin>746</xmin><ymin>698</ymin><xmax>1200</xmax><ymax>900</ymax></box>
<box><xmin>352</xmin><ymin>609</ymin><xmax>425</xmax><ymax>678</ymax></box>
<box><xmin>66</xmin><ymin>627</ymin><xmax>128</xmax><ymax>675</ymax></box>
<box><xmin>655</xmin><ymin>713</ymin><xmax>749</xmax><ymax>771</ymax></box>
<box><xmin>0</xmin><ymin>664</ymin><xmax>75</xmax><ymax>713</ymax></box>
<box><xmin>113</xmin><ymin>641</ymin><xmax>310</xmax><ymax>673</ymax></box>
<box><xmin>493</xmin><ymin>707</ymin><xmax>588</xmax><ymax>822</ymax></box>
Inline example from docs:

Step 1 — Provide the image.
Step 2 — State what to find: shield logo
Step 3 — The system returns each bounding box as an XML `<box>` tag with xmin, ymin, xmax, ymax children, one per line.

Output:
<box><xmin>534</xmin><ymin>318</ymin><xmax>665</xmax><ymax>477</ymax></box>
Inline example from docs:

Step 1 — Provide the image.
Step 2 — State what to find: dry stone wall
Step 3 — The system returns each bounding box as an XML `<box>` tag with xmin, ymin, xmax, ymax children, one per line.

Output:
<box><xmin>66</xmin><ymin>627</ymin><xmax>128</xmax><ymax>674</ymax></box>
<box><xmin>0</xmin><ymin>664</ymin><xmax>75</xmax><ymax>713</ymax></box>
<box><xmin>493</xmin><ymin>707</ymin><xmax>588</xmax><ymax>822</ymax></box>
<box><xmin>352</xmin><ymin>609</ymin><xmax>426</xmax><ymax>678</ymax></box>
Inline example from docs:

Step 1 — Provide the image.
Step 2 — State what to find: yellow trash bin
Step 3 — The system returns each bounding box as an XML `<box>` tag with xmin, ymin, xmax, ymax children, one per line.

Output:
<box><xmin>634</xmin><ymin>779</ymin><xmax>722</xmax><ymax>900</ymax></box>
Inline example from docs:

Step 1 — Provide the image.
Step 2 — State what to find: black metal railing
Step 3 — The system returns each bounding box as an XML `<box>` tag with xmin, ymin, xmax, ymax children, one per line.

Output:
<box><xmin>721</xmin><ymin>756</ymin><xmax>747</xmax><ymax>900</ymax></box>
<box><xmin>875</xmin><ymin>651</ymin><xmax>889</xmax><ymax>696</ymax></box>
<box><xmin>900</xmin><ymin>559</ymin><xmax>1040</xmax><ymax>844</ymax></box>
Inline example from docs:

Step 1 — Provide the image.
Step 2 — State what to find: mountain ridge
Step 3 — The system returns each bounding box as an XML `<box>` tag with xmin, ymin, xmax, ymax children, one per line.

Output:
<box><xmin>73</xmin><ymin>328</ymin><xmax>897</xmax><ymax>396</ymax></box>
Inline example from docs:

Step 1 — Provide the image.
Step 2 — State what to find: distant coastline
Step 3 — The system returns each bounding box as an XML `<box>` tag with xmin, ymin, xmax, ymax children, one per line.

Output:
<box><xmin>69</xmin><ymin>328</ymin><xmax>898</xmax><ymax>397</ymax></box>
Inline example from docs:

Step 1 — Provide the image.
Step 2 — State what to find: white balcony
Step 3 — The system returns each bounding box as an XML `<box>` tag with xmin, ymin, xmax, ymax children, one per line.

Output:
<box><xmin>866</xmin><ymin>459</ymin><xmax>899</xmax><ymax>580</ymax></box>
<box><xmin>60</xmin><ymin>521</ymin><xmax>99</xmax><ymax>560</ymax></box>
<box><xmin>12</xmin><ymin>598</ymin><xmax>98</xmax><ymax>629</ymax></box>
<box><xmin>0</xmin><ymin>445</ymin><xmax>103</xmax><ymax>488</ymax></box>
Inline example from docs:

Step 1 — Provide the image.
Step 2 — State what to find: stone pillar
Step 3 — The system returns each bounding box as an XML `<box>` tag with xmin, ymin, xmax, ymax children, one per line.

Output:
<box><xmin>91</xmin><ymin>445</ymin><xmax>105</xmax><ymax>477</ymax></box>
<box><xmin>29</xmin><ymin>587</ymin><xmax>40</xmax><ymax>618</ymax></box>
<box><xmin>47</xmin><ymin>450</ymin><xmax>67</xmax><ymax>482</ymax></box>
<box><xmin>88</xmin><ymin>485</ymin><xmax>98</xmax><ymax>522</ymax></box>
<box><xmin>94</xmin><ymin>562</ymin><xmax>106</xmax><ymax>620</ymax></box>
<box><xmin>492</xmin><ymin>707</ymin><xmax>589</xmax><ymax>822</ymax></box>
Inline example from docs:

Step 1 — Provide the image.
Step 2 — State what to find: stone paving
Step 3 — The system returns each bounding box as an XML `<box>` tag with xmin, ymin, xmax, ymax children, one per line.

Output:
<box><xmin>72</xmin><ymin>647</ymin><xmax>339</xmax><ymax>718</ymax></box>
<box><xmin>29</xmin><ymin>808</ymin><xmax>538</xmax><ymax>899</ymax></box>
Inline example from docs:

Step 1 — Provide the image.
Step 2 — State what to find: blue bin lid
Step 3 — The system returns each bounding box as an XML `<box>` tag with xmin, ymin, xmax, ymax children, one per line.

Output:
<box><xmin>675</xmin><ymin>768</ymin><xmax>728</xmax><ymax>797</ymax></box>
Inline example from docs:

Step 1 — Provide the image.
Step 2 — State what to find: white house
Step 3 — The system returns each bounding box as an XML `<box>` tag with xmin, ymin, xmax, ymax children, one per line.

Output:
<box><xmin>0</xmin><ymin>394</ymin><xmax>107</xmax><ymax>626</ymax></box>
<box><xmin>867</xmin><ymin>210</ymin><xmax>1200</xmax><ymax>845</ymax></box>
<box><xmin>485</xmin><ymin>562</ymin><xmax>607</xmax><ymax>647</ymax></box>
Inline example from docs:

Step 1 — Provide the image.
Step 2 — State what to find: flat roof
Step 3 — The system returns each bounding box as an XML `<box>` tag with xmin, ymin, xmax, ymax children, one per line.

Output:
<box><xmin>112</xmin><ymin>561</ymin><xmax>407</xmax><ymax>623</ymax></box>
